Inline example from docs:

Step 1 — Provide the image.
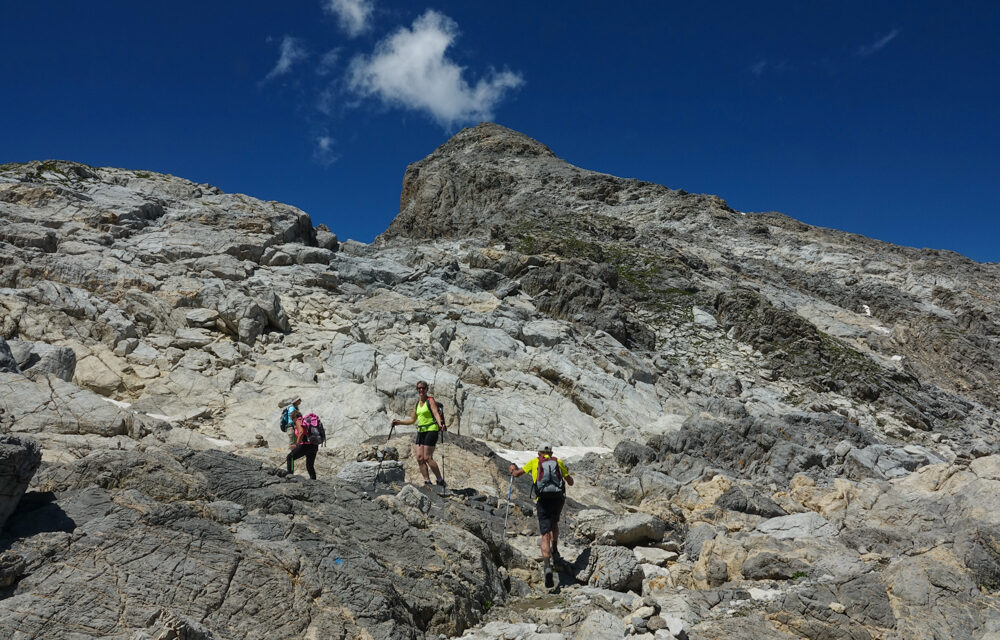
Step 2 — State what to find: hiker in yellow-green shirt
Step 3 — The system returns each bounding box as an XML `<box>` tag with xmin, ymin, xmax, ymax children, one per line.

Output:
<box><xmin>392</xmin><ymin>380</ymin><xmax>447</xmax><ymax>488</ymax></box>
<box><xmin>510</xmin><ymin>444</ymin><xmax>573</xmax><ymax>588</ymax></box>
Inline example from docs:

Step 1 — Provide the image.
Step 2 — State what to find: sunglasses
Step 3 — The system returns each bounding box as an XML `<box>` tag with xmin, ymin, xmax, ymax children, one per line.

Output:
<box><xmin>416</xmin><ymin>386</ymin><xmax>427</xmax><ymax>390</ymax></box>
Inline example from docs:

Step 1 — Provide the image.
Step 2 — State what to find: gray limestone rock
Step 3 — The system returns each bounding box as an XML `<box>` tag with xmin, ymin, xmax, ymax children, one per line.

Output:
<box><xmin>741</xmin><ymin>552</ymin><xmax>810</xmax><ymax>581</ymax></box>
<box><xmin>3</xmin><ymin>124</ymin><xmax>1000</xmax><ymax>640</ymax></box>
<box><xmin>843</xmin><ymin>444</ymin><xmax>939</xmax><ymax>481</ymax></box>
<box><xmin>576</xmin><ymin>511</ymin><xmax>666</xmax><ymax>547</ymax></box>
<box><xmin>614</xmin><ymin>440</ymin><xmax>657</xmax><ymax>470</ymax></box>
<box><xmin>4</xmin><ymin>447</ymin><xmax>507</xmax><ymax>639</ymax></box>
<box><xmin>0</xmin><ymin>435</ymin><xmax>42</xmax><ymax>530</ymax></box>
<box><xmin>336</xmin><ymin>460</ymin><xmax>405</xmax><ymax>486</ymax></box>
<box><xmin>755</xmin><ymin>512</ymin><xmax>838</xmax><ymax>540</ymax></box>
<box><xmin>575</xmin><ymin>609</ymin><xmax>627</xmax><ymax>639</ymax></box>
<box><xmin>0</xmin><ymin>373</ymin><xmax>132</xmax><ymax>437</ymax></box>
<box><xmin>185</xmin><ymin>308</ymin><xmax>221</xmax><ymax>328</ymax></box>
<box><xmin>684</xmin><ymin>523</ymin><xmax>719</xmax><ymax>560</ymax></box>
<box><xmin>715</xmin><ymin>484</ymin><xmax>787</xmax><ymax>518</ymax></box>
<box><xmin>0</xmin><ymin>338</ymin><xmax>20</xmax><ymax>374</ymax></box>
<box><xmin>704</xmin><ymin>556</ymin><xmax>729</xmax><ymax>587</ymax></box>
<box><xmin>0</xmin><ymin>221</ymin><xmax>58</xmax><ymax>252</ymax></box>
<box><xmin>577</xmin><ymin>545</ymin><xmax>644</xmax><ymax>592</ymax></box>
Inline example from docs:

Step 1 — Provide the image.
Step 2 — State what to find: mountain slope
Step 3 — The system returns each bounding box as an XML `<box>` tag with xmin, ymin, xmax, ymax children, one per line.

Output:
<box><xmin>2</xmin><ymin>126</ymin><xmax>1000</xmax><ymax>638</ymax></box>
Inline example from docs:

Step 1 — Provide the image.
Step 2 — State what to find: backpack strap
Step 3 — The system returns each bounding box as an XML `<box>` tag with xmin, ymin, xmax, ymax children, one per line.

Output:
<box><xmin>427</xmin><ymin>396</ymin><xmax>442</xmax><ymax>426</ymax></box>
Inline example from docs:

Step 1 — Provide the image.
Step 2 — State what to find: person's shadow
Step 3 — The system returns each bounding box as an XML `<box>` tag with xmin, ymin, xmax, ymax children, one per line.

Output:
<box><xmin>551</xmin><ymin>546</ymin><xmax>590</xmax><ymax>593</ymax></box>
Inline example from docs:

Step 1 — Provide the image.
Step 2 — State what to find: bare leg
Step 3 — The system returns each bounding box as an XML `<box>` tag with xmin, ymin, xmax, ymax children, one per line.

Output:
<box><xmin>425</xmin><ymin>447</ymin><xmax>442</xmax><ymax>481</ymax></box>
<box><xmin>414</xmin><ymin>444</ymin><xmax>431</xmax><ymax>482</ymax></box>
<box><xmin>540</xmin><ymin>531</ymin><xmax>553</xmax><ymax>560</ymax></box>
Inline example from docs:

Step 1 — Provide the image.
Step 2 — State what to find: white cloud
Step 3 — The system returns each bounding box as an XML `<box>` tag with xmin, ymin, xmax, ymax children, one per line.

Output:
<box><xmin>857</xmin><ymin>29</ymin><xmax>900</xmax><ymax>57</ymax></box>
<box><xmin>324</xmin><ymin>0</ymin><xmax>374</xmax><ymax>38</ymax></box>
<box><xmin>265</xmin><ymin>36</ymin><xmax>308</xmax><ymax>81</ymax></box>
<box><xmin>750</xmin><ymin>59</ymin><xmax>767</xmax><ymax>77</ymax></box>
<box><xmin>317</xmin><ymin>49</ymin><xmax>341</xmax><ymax>76</ymax></box>
<box><xmin>347</xmin><ymin>10</ymin><xmax>524</xmax><ymax>128</ymax></box>
<box><xmin>314</xmin><ymin>135</ymin><xmax>339</xmax><ymax>165</ymax></box>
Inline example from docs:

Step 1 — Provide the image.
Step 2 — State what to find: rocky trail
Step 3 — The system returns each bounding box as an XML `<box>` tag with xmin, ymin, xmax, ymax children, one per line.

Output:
<box><xmin>2</xmin><ymin>124</ymin><xmax>1000</xmax><ymax>638</ymax></box>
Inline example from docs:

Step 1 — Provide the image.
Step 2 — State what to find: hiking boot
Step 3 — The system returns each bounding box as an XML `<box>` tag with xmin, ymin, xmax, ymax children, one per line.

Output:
<box><xmin>436</xmin><ymin>478</ymin><xmax>447</xmax><ymax>487</ymax></box>
<box><xmin>544</xmin><ymin>565</ymin><xmax>554</xmax><ymax>589</ymax></box>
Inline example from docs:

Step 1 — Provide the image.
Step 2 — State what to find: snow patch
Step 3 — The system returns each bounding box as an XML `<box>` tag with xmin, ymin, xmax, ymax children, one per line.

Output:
<box><xmin>206</xmin><ymin>437</ymin><xmax>233</xmax><ymax>447</ymax></box>
<box><xmin>145</xmin><ymin>413</ymin><xmax>174</xmax><ymax>422</ymax></box>
<box><xmin>891</xmin><ymin>355</ymin><xmax>903</xmax><ymax>361</ymax></box>
<box><xmin>101</xmin><ymin>397</ymin><xmax>132</xmax><ymax>409</ymax></box>
<box><xmin>494</xmin><ymin>446</ymin><xmax>612</xmax><ymax>466</ymax></box>
<box><xmin>873</xmin><ymin>325</ymin><xmax>891</xmax><ymax>335</ymax></box>
<box><xmin>862</xmin><ymin>305</ymin><xmax>872</xmax><ymax>317</ymax></box>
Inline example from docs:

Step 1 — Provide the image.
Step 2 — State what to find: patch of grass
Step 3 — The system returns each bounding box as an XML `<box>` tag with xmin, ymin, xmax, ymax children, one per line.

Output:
<box><xmin>792</xmin><ymin>570</ymin><xmax>808</xmax><ymax>579</ymax></box>
<box><xmin>134</xmin><ymin>171</ymin><xmax>152</xmax><ymax>179</ymax></box>
<box><xmin>37</xmin><ymin>161</ymin><xmax>68</xmax><ymax>177</ymax></box>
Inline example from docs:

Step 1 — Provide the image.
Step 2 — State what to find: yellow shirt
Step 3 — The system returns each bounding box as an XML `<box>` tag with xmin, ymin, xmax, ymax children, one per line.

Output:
<box><xmin>521</xmin><ymin>455</ymin><xmax>571</xmax><ymax>484</ymax></box>
<box><xmin>415</xmin><ymin>399</ymin><xmax>439</xmax><ymax>432</ymax></box>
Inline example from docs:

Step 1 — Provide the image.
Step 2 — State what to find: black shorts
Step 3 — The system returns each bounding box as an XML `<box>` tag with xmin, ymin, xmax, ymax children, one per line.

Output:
<box><xmin>536</xmin><ymin>494</ymin><xmax>565</xmax><ymax>535</ymax></box>
<box><xmin>414</xmin><ymin>430</ymin><xmax>439</xmax><ymax>447</ymax></box>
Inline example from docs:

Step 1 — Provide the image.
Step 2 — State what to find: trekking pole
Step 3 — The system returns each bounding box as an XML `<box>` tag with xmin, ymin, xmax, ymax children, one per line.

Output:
<box><xmin>439</xmin><ymin>429</ymin><xmax>445</xmax><ymax>481</ymax></box>
<box><xmin>502</xmin><ymin>472</ymin><xmax>514</xmax><ymax>538</ymax></box>
<box><xmin>373</xmin><ymin>421</ymin><xmax>396</xmax><ymax>491</ymax></box>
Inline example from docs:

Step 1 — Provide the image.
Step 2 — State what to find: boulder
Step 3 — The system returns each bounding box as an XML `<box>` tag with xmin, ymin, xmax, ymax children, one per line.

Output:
<box><xmin>0</xmin><ymin>338</ymin><xmax>20</xmax><ymax>374</ymax></box>
<box><xmin>614</xmin><ymin>440</ymin><xmax>657</xmax><ymax>469</ymax></box>
<box><xmin>576</xmin><ymin>511</ymin><xmax>666</xmax><ymax>547</ymax></box>
<box><xmin>575</xmin><ymin>609</ymin><xmax>627</xmax><ymax>639</ymax></box>
<box><xmin>0</xmin><ymin>435</ymin><xmax>42</xmax><ymax>529</ymax></box>
<box><xmin>185</xmin><ymin>308</ymin><xmax>221</xmax><ymax>328</ymax></box>
<box><xmin>0</xmin><ymin>373</ymin><xmax>131</xmax><ymax>437</ymax></box>
<box><xmin>684</xmin><ymin>522</ymin><xmax>719</xmax><ymax>560</ymax></box>
<box><xmin>521</xmin><ymin>319</ymin><xmax>570</xmax><ymax>347</ymax></box>
<box><xmin>755</xmin><ymin>512</ymin><xmax>838</xmax><ymax>540</ymax></box>
<box><xmin>715</xmin><ymin>484</ymin><xmax>787</xmax><ymax>518</ymax></box>
<box><xmin>577</xmin><ymin>545</ymin><xmax>644</xmax><ymax>592</ymax></box>
<box><xmin>336</xmin><ymin>460</ymin><xmax>405</xmax><ymax>486</ymax></box>
<box><xmin>741</xmin><ymin>552</ymin><xmax>810</xmax><ymax>581</ymax></box>
<box><xmin>6</xmin><ymin>339</ymin><xmax>77</xmax><ymax>381</ymax></box>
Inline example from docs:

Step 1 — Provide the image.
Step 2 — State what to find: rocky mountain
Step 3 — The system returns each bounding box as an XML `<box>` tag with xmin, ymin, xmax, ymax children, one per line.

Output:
<box><xmin>2</xmin><ymin>124</ymin><xmax>1000</xmax><ymax>639</ymax></box>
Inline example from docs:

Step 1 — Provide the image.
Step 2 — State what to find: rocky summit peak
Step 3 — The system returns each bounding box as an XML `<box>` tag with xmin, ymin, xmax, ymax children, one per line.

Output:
<box><xmin>384</xmin><ymin>121</ymin><xmax>737</xmax><ymax>244</ymax></box>
<box><xmin>3</xmin><ymin>125</ymin><xmax>1000</xmax><ymax>639</ymax></box>
<box><xmin>438</xmin><ymin>122</ymin><xmax>558</xmax><ymax>159</ymax></box>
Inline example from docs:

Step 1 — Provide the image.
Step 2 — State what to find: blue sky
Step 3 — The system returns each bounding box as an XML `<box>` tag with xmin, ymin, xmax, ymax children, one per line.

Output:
<box><xmin>2</xmin><ymin>1</ymin><xmax>998</xmax><ymax>262</ymax></box>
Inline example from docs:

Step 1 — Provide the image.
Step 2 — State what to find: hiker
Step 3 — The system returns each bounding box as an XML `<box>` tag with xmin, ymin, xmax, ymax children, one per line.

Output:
<box><xmin>510</xmin><ymin>444</ymin><xmax>574</xmax><ymax>588</ymax></box>
<box><xmin>391</xmin><ymin>380</ymin><xmax>447</xmax><ymax>488</ymax></box>
<box><xmin>286</xmin><ymin>412</ymin><xmax>319</xmax><ymax>479</ymax></box>
<box><xmin>279</xmin><ymin>397</ymin><xmax>302</xmax><ymax>448</ymax></box>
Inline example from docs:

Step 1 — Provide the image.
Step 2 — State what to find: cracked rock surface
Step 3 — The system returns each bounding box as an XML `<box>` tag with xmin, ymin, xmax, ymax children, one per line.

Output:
<box><xmin>2</xmin><ymin>125</ymin><xmax>1000</xmax><ymax>638</ymax></box>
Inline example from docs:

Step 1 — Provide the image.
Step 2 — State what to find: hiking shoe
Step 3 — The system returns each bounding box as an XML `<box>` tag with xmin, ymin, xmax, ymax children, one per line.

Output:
<box><xmin>436</xmin><ymin>478</ymin><xmax>447</xmax><ymax>487</ymax></box>
<box><xmin>544</xmin><ymin>566</ymin><xmax>554</xmax><ymax>589</ymax></box>
<box><xmin>424</xmin><ymin>480</ymin><xmax>434</xmax><ymax>486</ymax></box>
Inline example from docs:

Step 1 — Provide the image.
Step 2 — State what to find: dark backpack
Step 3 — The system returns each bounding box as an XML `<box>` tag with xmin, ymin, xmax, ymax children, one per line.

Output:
<box><xmin>302</xmin><ymin>413</ymin><xmax>326</xmax><ymax>446</ymax></box>
<box><xmin>279</xmin><ymin>405</ymin><xmax>296</xmax><ymax>432</ymax></box>
<box><xmin>534</xmin><ymin>456</ymin><xmax>565</xmax><ymax>496</ymax></box>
